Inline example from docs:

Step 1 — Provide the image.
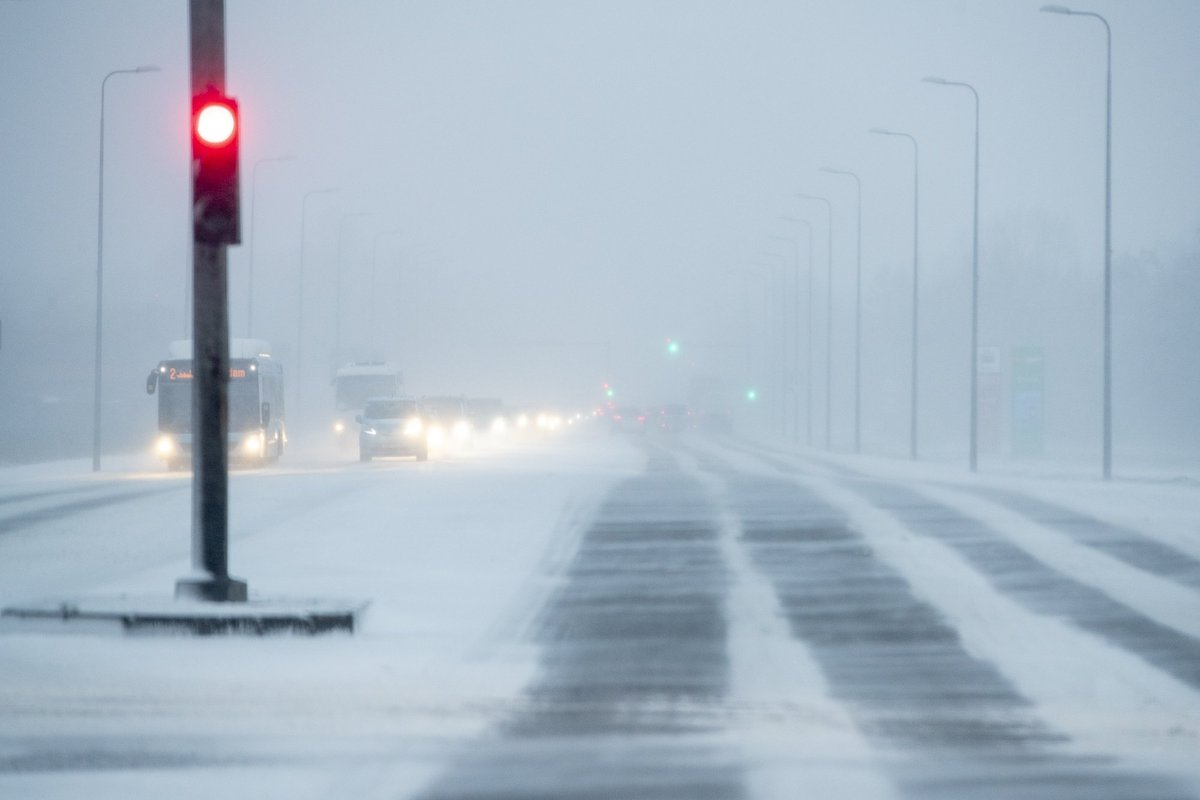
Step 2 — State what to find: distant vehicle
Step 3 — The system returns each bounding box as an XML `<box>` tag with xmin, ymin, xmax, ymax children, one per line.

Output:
<box><xmin>467</xmin><ymin>397</ymin><xmax>509</xmax><ymax>436</ymax></box>
<box><xmin>357</xmin><ymin>396</ymin><xmax>427</xmax><ymax>462</ymax></box>
<box><xmin>146</xmin><ymin>339</ymin><xmax>285</xmax><ymax>470</ymax></box>
<box><xmin>654</xmin><ymin>403</ymin><xmax>695</xmax><ymax>433</ymax></box>
<box><xmin>422</xmin><ymin>395</ymin><xmax>474</xmax><ymax>445</ymax></box>
<box><xmin>332</xmin><ymin>362</ymin><xmax>402</xmax><ymax>440</ymax></box>
<box><xmin>609</xmin><ymin>406</ymin><xmax>647</xmax><ymax>434</ymax></box>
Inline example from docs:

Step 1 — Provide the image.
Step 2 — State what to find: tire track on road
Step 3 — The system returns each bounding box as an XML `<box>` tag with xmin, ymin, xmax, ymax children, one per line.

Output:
<box><xmin>694</xmin><ymin>449</ymin><xmax>1193</xmax><ymax>800</ymax></box>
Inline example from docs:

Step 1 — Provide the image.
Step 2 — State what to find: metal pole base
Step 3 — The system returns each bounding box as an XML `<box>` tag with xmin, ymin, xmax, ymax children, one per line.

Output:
<box><xmin>175</xmin><ymin>575</ymin><xmax>248</xmax><ymax>602</ymax></box>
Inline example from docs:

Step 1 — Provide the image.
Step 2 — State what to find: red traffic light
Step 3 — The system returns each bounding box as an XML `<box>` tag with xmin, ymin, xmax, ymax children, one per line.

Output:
<box><xmin>194</xmin><ymin>100</ymin><xmax>237</xmax><ymax>146</ymax></box>
<box><xmin>191</xmin><ymin>88</ymin><xmax>241</xmax><ymax>245</ymax></box>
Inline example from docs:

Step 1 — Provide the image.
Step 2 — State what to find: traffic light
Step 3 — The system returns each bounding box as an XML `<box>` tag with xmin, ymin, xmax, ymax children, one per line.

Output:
<box><xmin>666</xmin><ymin>337</ymin><xmax>680</xmax><ymax>356</ymax></box>
<box><xmin>745</xmin><ymin>388</ymin><xmax>758</xmax><ymax>402</ymax></box>
<box><xmin>191</xmin><ymin>87</ymin><xmax>241</xmax><ymax>244</ymax></box>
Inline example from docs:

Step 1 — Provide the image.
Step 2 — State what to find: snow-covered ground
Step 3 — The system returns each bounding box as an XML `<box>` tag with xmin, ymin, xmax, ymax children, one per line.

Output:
<box><xmin>0</xmin><ymin>431</ymin><xmax>645</xmax><ymax>799</ymax></box>
<box><xmin>2</xmin><ymin>430</ymin><xmax>1199</xmax><ymax>798</ymax></box>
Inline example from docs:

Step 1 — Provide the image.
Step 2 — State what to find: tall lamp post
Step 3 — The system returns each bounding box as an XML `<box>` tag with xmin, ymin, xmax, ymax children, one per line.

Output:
<box><xmin>796</xmin><ymin>193</ymin><xmax>834</xmax><ymax>450</ymax></box>
<box><xmin>924</xmin><ymin>77</ymin><xmax>981</xmax><ymax>472</ymax></box>
<box><xmin>296</xmin><ymin>187</ymin><xmax>339</xmax><ymax>416</ymax></box>
<box><xmin>820</xmin><ymin>167</ymin><xmax>863</xmax><ymax>454</ymax></box>
<box><xmin>779</xmin><ymin>216</ymin><xmax>814</xmax><ymax>446</ymax></box>
<box><xmin>768</xmin><ymin>233</ymin><xmax>802</xmax><ymax>444</ymax></box>
<box><xmin>335</xmin><ymin>212</ymin><xmax>373</xmax><ymax>363</ymax></box>
<box><xmin>1041</xmin><ymin>4</ymin><xmax>1113</xmax><ymax>480</ymax></box>
<box><xmin>246</xmin><ymin>155</ymin><xmax>294</xmax><ymax>337</ymax></box>
<box><xmin>92</xmin><ymin>65</ymin><xmax>159</xmax><ymax>472</ymax></box>
<box><xmin>869</xmin><ymin>127</ymin><xmax>921</xmax><ymax>460</ymax></box>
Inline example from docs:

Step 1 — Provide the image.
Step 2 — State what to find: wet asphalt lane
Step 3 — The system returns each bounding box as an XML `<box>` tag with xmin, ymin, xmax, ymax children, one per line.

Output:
<box><xmin>845</xmin><ymin>480</ymin><xmax>1200</xmax><ymax>694</ymax></box>
<box><xmin>413</xmin><ymin>442</ymin><xmax>1197</xmax><ymax>799</ymax></box>
<box><xmin>414</xmin><ymin>450</ymin><xmax>746</xmax><ymax>799</ymax></box>
<box><xmin>963</xmin><ymin>486</ymin><xmax>1200</xmax><ymax>592</ymax></box>
<box><xmin>700</xmin><ymin>452</ymin><xmax>1189</xmax><ymax>800</ymax></box>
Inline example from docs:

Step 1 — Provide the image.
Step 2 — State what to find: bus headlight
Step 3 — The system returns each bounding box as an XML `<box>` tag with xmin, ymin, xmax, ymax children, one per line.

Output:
<box><xmin>155</xmin><ymin>435</ymin><xmax>176</xmax><ymax>458</ymax></box>
<box><xmin>242</xmin><ymin>433</ymin><xmax>264</xmax><ymax>455</ymax></box>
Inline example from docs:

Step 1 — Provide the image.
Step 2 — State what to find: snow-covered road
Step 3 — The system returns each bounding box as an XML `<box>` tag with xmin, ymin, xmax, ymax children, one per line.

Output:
<box><xmin>1</xmin><ymin>430</ymin><xmax>1198</xmax><ymax>798</ymax></box>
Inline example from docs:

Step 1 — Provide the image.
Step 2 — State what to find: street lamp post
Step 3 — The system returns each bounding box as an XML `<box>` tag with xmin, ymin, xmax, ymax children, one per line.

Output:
<box><xmin>246</xmin><ymin>155</ymin><xmax>294</xmax><ymax>337</ymax></box>
<box><xmin>869</xmin><ymin>127</ymin><xmax>921</xmax><ymax>461</ymax></box>
<box><xmin>336</xmin><ymin>212</ymin><xmax>373</xmax><ymax>363</ymax></box>
<box><xmin>779</xmin><ymin>216</ymin><xmax>815</xmax><ymax>446</ymax></box>
<box><xmin>296</xmin><ymin>187</ymin><xmax>339</xmax><ymax>417</ymax></box>
<box><xmin>924</xmin><ymin>77</ymin><xmax>981</xmax><ymax>472</ymax></box>
<box><xmin>820</xmin><ymin>168</ymin><xmax>863</xmax><ymax>454</ymax></box>
<box><xmin>1041</xmin><ymin>3</ymin><xmax>1113</xmax><ymax>480</ymax></box>
<box><xmin>796</xmin><ymin>193</ymin><xmax>834</xmax><ymax>450</ymax></box>
<box><xmin>768</xmin><ymin>233</ymin><xmax>802</xmax><ymax>444</ymax></box>
<box><xmin>92</xmin><ymin>65</ymin><xmax>159</xmax><ymax>473</ymax></box>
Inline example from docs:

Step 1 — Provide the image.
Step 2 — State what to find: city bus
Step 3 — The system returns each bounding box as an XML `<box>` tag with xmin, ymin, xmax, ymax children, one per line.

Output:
<box><xmin>146</xmin><ymin>340</ymin><xmax>286</xmax><ymax>470</ymax></box>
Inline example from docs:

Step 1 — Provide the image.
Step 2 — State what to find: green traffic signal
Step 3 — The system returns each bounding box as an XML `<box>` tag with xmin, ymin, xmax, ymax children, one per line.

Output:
<box><xmin>745</xmin><ymin>388</ymin><xmax>758</xmax><ymax>401</ymax></box>
<box><xmin>666</xmin><ymin>338</ymin><xmax>680</xmax><ymax>355</ymax></box>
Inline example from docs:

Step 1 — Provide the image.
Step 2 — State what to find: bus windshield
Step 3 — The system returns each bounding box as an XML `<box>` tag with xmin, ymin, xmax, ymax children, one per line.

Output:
<box><xmin>156</xmin><ymin>361</ymin><xmax>263</xmax><ymax>433</ymax></box>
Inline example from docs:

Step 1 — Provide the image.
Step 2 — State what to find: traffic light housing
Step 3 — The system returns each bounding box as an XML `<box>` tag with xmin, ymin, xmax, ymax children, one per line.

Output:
<box><xmin>191</xmin><ymin>88</ymin><xmax>241</xmax><ymax>244</ymax></box>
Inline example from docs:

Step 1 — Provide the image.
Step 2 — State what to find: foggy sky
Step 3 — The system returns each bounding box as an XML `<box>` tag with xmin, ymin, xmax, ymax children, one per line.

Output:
<box><xmin>1</xmin><ymin>0</ymin><xmax>1198</xmax><ymax>465</ymax></box>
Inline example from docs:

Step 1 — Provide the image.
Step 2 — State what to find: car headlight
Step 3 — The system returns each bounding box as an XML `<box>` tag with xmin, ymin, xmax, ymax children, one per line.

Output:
<box><xmin>403</xmin><ymin>418</ymin><xmax>423</xmax><ymax>437</ymax></box>
<box><xmin>155</xmin><ymin>435</ymin><xmax>175</xmax><ymax>457</ymax></box>
<box><xmin>242</xmin><ymin>433</ymin><xmax>263</xmax><ymax>454</ymax></box>
<box><xmin>333</xmin><ymin>420</ymin><xmax>346</xmax><ymax>434</ymax></box>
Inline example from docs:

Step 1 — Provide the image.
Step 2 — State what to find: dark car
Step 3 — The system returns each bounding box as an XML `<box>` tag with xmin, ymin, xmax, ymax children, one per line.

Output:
<box><xmin>609</xmin><ymin>406</ymin><xmax>647</xmax><ymax>434</ymax></box>
<box><xmin>358</xmin><ymin>397</ymin><xmax>428</xmax><ymax>462</ymax></box>
<box><xmin>654</xmin><ymin>403</ymin><xmax>695</xmax><ymax>433</ymax></box>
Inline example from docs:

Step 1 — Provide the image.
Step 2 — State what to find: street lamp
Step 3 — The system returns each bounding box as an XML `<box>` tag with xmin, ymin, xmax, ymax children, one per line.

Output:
<box><xmin>924</xmin><ymin>76</ymin><xmax>981</xmax><ymax>472</ymax></box>
<box><xmin>796</xmin><ymin>193</ymin><xmax>834</xmax><ymax>450</ymax></box>
<box><xmin>92</xmin><ymin>65</ymin><xmax>159</xmax><ymax>472</ymax></box>
<box><xmin>820</xmin><ymin>167</ymin><xmax>864</xmax><ymax>454</ymax></box>
<box><xmin>781</xmin><ymin>216</ymin><xmax>815</xmax><ymax>446</ymax></box>
<box><xmin>869</xmin><ymin>126</ymin><xmax>920</xmax><ymax>460</ymax></box>
<box><xmin>336</xmin><ymin>212</ymin><xmax>373</xmax><ymax>363</ymax></box>
<box><xmin>246</xmin><ymin>155</ymin><xmax>295</xmax><ymax>337</ymax></box>
<box><xmin>1041</xmin><ymin>3</ymin><xmax>1114</xmax><ymax>480</ymax></box>
<box><xmin>297</xmin><ymin>187</ymin><xmax>339</xmax><ymax>416</ymax></box>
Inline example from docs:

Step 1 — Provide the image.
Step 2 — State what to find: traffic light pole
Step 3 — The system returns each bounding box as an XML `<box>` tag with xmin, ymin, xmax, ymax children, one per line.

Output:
<box><xmin>177</xmin><ymin>0</ymin><xmax>246</xmax><ymax>602</ymax></box>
